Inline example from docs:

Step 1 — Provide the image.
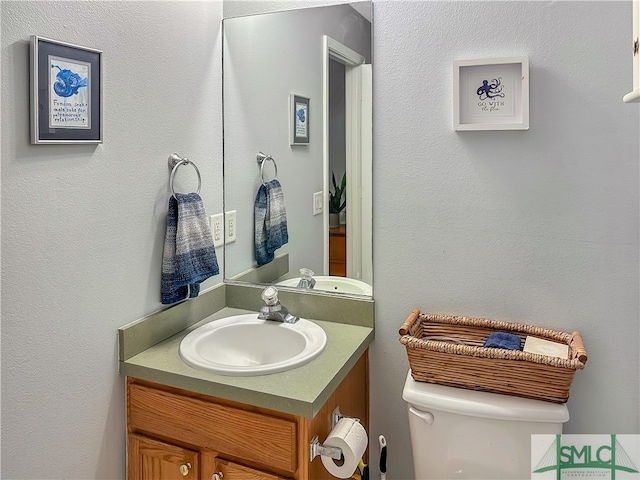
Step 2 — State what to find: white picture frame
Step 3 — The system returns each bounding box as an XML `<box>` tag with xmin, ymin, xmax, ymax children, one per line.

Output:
<box><xmin>453</xmin><ymin>56</ymin><xmax>529</xmax><ymax>131</ymax></box>
<box><xmin>290</xmin><ymin>94</ymin><xmax>310</xmax><ymax>145</ymax></box>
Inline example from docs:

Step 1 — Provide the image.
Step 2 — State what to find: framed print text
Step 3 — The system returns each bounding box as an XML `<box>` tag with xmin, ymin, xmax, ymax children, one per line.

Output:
<box><xmin>30</xmin><ymin>36</ymin><xmax>102</xmax><ymax>144</ymax></box>
<box><xmin>290</xmin><ymin>94</ymin><xmax>310</xmax><ymax>145</ymax></box>
<box><xmin>453</xmin><ymin>57</ymin><xmax>529</xmax><ymax>131</ymax></box>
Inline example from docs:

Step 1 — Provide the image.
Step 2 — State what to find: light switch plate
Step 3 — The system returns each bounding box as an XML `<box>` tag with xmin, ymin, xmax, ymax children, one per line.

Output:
<box><xmin>313</xmin><ymin>191</ymin><xmax>323</xmax><ymax>216</ymax></box>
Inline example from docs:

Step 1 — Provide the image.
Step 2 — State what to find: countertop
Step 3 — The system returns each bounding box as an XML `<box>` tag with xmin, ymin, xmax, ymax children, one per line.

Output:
<box><xmin>120</xmin><ymin>306</ymin><xmax>374</xmax><ymax>418</ymax></box>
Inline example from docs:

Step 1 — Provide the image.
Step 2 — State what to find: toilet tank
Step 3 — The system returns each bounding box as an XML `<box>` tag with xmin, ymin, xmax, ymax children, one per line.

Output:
<box><xmin>402</xmin><ymin>370</ymin><xmax>569</xmax><ymax>480</ymax></box>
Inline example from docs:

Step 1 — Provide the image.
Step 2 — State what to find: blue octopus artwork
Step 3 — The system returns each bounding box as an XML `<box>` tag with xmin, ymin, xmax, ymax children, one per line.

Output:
<box><xmin>51</xmin><ymin>64</ymin><xmax>88</xmax><ymax>98</ymax></box>
<box><xmin>296</xmin><ymin>107</ymin><xmax>306</xmax><ymax>124</ymax></box>
<box><xmin>476</xmin><ymin>77</ymin><xmax>505</xmax><ymax>101</ymax></box>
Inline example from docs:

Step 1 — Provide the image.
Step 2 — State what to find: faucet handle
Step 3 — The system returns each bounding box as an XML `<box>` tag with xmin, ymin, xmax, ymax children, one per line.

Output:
<box><xmin>297</xmin><ymin>268</ymin><xmax>316</xmax><ymax>289</ymax></box>
<box><xmin>299</xmin><ymin>268</ymin><xmax>315</xmax><ymax>280</ymax></box>
<box><xmin>261</xmin><ymin>286</ymin><xmax>279</xmax><ymax>306</ymax></box>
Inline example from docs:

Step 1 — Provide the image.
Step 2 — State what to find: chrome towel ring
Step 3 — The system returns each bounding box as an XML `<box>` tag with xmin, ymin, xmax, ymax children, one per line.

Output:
<box><xmin>256</xmin><ymin>152</ymin><xmax>278</xmax><ymax>185</ymax></box>
<box><xmin>168</xmin><ymin>153</ymin><xmax>201</xmax><ymax>198</ymax></box>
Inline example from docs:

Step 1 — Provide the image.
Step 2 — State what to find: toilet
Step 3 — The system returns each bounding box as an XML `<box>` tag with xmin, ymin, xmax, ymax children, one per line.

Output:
<box><xmin>402</xmin><ymin>370</ymin><xmax>569</xmax><ymax>480</ymax></box>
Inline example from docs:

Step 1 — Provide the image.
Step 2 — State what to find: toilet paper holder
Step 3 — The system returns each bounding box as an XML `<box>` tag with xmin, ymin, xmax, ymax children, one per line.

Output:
<box><xmin>310</xmin><ymin>407</ymin><xmax>361</xmax><ymax>461</ymax></box>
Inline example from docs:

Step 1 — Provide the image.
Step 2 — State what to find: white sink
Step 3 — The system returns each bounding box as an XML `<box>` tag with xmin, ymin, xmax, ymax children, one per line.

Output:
<box><xmin>277</xmin><ymin>276</ymin><xmax>372</xmax><ymax>295</ymax></box>
<box><xmin>179</xmin><ymin>314</ymin><xmax>327</xmax><ymax>376</ymax></box>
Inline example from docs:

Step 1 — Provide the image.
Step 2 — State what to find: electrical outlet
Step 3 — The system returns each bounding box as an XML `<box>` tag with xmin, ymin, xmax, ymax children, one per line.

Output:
<box><xmin>225</xmin><ymin>210</ymin><xmax>237</xmax><ymax>244</ymax></box>
<box><xmin>210</xmin><ymin>213</ymin><xmax>223</xmax><ymax>248</ymax></box>
<box><xmin>313</xmin><ymin>191</ymin><xmax>323</xmax><ymax>216</ymax></box>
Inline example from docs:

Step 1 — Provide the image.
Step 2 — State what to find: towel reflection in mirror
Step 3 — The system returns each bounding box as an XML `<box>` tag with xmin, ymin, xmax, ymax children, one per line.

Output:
<box><xmin>255</xmin><ymin>179</ymin><xmax>289</xmax><ymax>266</ymax></box>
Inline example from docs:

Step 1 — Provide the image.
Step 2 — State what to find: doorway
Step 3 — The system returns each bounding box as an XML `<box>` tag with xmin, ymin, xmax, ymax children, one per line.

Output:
<box><xmin>323</xmin><ymin>36</ymin><xmax>372</xmax><ymax>284</ymax></box>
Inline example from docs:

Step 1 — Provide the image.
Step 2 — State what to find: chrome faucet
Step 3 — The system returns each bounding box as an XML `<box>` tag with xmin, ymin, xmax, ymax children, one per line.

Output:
<box><xmin>258</xmin><ymin>286</ymin><xmax>299</xmax><ymax>323</ymax></box>
<box><xmin>296</xmin><ymin>268</ymin><xmax>316</xmax><ymax>289</ymax></box>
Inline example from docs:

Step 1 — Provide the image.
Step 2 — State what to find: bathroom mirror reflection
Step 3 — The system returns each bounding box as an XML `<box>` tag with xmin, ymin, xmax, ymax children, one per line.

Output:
<box><xmin>222</xmin><ymin>2</ymin><xmax>373</xmax><ymax>297</ymax></box>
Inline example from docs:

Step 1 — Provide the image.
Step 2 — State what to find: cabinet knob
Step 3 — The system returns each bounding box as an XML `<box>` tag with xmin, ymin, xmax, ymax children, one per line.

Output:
<box><xmin>179</xmin><ymin>463</ymin><xmax>192</xmax><ymax>476</ymax></box>
<box><xmin>211</xmin><ymin>473</ymin><xmax>224</xmax><ymax>480</ymax></box>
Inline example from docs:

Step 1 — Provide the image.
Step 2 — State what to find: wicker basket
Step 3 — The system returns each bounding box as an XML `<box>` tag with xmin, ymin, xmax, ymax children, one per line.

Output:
<box><xmin>399</xmin><ymin>309</ymin><xmax>588</xmax><ymax>403</ymax></box>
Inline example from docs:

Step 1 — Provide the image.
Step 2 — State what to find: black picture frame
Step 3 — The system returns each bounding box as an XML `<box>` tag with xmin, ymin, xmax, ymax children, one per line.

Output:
<box><xmin>290</xmin><ymin>94</ymin><xmax>310</xmax><ymax>145</ymax></box>
<box><xmin>30</xmin><ymin>36</ymin><xmax>102</xmax><ymax>144</ymax></box>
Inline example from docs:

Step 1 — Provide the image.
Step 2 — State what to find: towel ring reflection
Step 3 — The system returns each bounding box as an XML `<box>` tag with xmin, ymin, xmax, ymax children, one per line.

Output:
<box><xmin>168</xmin><ymin>153</ymin><xmax>201</xmax><ymax>198</ymax></box>
<box><xmin>257</xmin><ymin>152</ymin><xmax>278</xmax><ymax>185</ymax></box>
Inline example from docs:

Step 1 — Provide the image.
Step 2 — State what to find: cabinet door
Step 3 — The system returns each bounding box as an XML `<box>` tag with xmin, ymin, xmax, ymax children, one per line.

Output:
<box><xmin>128</xmin><ymin>433</ymin><xmax>199</xmax><ymax>480</ymax></box>
<box><xmin>214</xmin><ymin>458</ymin><xmax>292</xmax><ymax>480</ymax></box>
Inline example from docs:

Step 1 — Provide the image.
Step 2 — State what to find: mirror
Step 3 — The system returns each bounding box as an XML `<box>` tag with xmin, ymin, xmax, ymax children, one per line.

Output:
<box><xmin>222</xmin><ymin>2</ymin><xmax>373</xmax><ymax>297</ymax></box>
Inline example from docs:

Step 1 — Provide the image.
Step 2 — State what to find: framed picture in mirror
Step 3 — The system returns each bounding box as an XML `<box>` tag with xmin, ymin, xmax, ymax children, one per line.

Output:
<box><xmin>290</xmin><ymin>94</ymin><xmax>310</xmax><ymax>145</ymax></box>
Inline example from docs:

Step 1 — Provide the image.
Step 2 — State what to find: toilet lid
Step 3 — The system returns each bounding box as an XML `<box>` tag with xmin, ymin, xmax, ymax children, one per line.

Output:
<box><xmin>402</xmin><ymin>370</ymin><xmax>569</xmax><ymax>423</ymax></box>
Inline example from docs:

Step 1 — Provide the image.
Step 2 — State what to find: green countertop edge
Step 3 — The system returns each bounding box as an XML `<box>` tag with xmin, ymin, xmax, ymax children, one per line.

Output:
<box><xmin>118</xmin><ymin>283</ymin><xmax>227</xmax><ymax>361</ymax></box>
<box><xmin>119</xmin><ymin>283</ymin><xmax>375</xmax><ymax>418</ymax></box>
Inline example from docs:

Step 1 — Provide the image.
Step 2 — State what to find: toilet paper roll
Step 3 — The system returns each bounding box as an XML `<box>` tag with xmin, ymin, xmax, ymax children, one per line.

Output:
<box><xmin>321</xmin><ymin>417</ymin><xmax>368</xmax><ymax>479</ymax></box>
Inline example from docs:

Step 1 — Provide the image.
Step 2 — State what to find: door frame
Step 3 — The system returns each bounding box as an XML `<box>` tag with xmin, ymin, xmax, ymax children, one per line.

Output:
<box><xmin>322</xmin><ymin>36</ymin><xmax>367</xmax><ymax>277</ymax></box>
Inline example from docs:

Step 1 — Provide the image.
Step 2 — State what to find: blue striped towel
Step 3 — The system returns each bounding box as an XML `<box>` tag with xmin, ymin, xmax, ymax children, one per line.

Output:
<box><xmin>255</xmin><ymin>179</ymin><xmax>289</xmax><ymax>266</ymax></box>
<box><xmin>161</xmin><ymin>192</ymin><xmax>219</xmax><ymax>304</ymax></box>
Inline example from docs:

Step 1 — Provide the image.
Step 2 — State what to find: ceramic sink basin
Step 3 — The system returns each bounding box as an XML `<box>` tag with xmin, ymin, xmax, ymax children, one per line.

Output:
<box><xmin>277</xmin><ymin>276</ymin><xmax>372</xmax><ymax>295</ymax></box>
<box><xmin>179</xmin><ymin>314</ymin><xmax>327</xmax><ymax>376</ymax></box>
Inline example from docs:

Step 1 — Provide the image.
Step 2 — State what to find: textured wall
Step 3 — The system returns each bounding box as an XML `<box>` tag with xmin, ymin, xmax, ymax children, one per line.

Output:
<box><xmin>1</xmin><ymin>1</ymin><xmax>223</xmax><ymax>478</ymax></box>
<box><xmin>2</xmin><ymin>1</ymin><xmax>638</xmax><ymax>480</ymax></box>
<box><xmin>371</xmin><ymin>2</ymin><xmax>639</xmax><ymax>479</ymax></box>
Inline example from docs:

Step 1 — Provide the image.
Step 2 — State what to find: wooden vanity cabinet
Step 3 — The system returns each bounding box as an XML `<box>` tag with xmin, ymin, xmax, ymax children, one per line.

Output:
<box><xmin>127</xmin><ymin>352</ymin><xmax>368</xmax><ymax>480</ymax></box>
<box><xmin>214</xmin><ymin>458</ymin><xmax>289</xmax><ymax>480</ymax></box>
<box><xmin>329</xmin><ymin>225</ymin><xmax>346</xmax><ymax>277</ymax></box>
<box><xmin>128</xmin><ymin>434</ymin><xmax>200</xmax><ymax>480</ymax></box>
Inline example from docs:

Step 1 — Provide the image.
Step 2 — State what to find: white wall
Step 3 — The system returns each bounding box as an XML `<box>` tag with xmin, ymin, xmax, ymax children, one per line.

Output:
<box><xmin>1</xmin><ymin>1</ymin><xmax>223</xmax><ymax>478</ymax></box>
<box><xmin>224</xmin><ymin>0</ymin><xmax>371</xmax><ymax>20</ymax></box>
<box><xmin>371</xmin><ymin>1</ymin><xmax>639</xmax><ymax>479</ymax></box>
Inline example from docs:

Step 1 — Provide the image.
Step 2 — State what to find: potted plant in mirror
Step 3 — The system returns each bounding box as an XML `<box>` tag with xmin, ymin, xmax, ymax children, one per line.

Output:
<box><xmin>329</xmin><ymin>171</ymin><xmax>346</xmax><ymax>228</ymax></box>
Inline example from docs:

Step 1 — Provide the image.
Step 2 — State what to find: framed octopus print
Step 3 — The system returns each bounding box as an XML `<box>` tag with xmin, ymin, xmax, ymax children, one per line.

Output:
<box><xmin>453</xmin><ymin>57</ymin><xmax>529</xmax><ymax>131</ymax></box>
<box><xmin>30</xmin><ymin>36</ymin><xmax>102</xmax><ymax>144</ymax></box>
